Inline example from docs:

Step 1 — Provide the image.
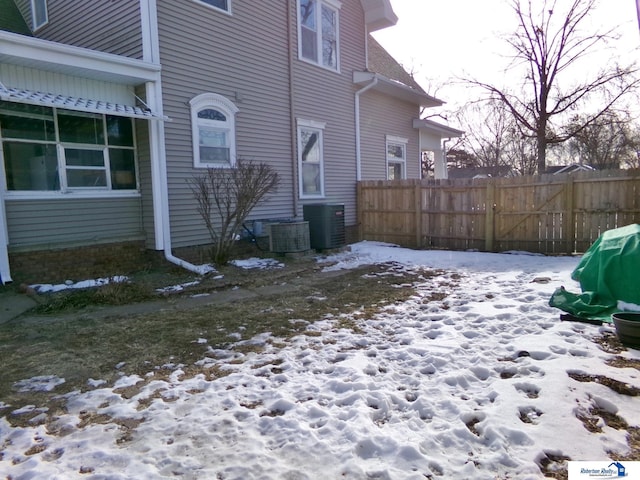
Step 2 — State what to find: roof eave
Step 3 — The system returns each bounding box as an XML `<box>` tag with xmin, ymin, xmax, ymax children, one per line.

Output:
<box><xmin>360</xmin><ymin>0</ymin><xmax>398</xmax><ymax>32</ymax></box>
<box><xmin>354</xmin><ymin>71</ymin><xmax>443</xmax><ymax>108</ymax></box>
<box><xmin>413</xmin><ymin>118</ymin><xmax>464</xmax><ymax>138</ymax></box>
<box><xmin>0</xmin><ymin>30</ymin><xmax>161</xmax><ymax>84</ymax></box>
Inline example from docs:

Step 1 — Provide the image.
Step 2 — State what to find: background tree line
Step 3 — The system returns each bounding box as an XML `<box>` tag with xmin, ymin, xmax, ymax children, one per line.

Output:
<box><xmin>422</xmin><ymin>0</ymin><xmax>640</xmax><ymax>177</ymax></box>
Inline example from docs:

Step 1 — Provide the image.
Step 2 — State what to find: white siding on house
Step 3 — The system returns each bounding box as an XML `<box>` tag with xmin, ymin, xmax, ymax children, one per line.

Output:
<box><xmin>5</xmin><ymin>197</ymin><xmax>144</xmax><ymax>249</ymax></box>
<box><xmin>20</xmin><ymin>0</ymin><xmax>143</xmax><ymax>58</ymax></box>
<box><xmin>291</xmin><ymin>0</ymin><xmax>368</xmax><ymax>228</ymax></box>
<box><xmin>359</xmin><ymin>90</ymin><xmax>421</xmax><ymax>180</ymax></box>
<box><xmin>134</xmin><ymin>111</ymin><xmax>157</xmax><ymax>250</ymax></box>
<box><xmin>157</xmin><ymin>1</ymin><xmax>295</xmax><ymax>248</ymax></box>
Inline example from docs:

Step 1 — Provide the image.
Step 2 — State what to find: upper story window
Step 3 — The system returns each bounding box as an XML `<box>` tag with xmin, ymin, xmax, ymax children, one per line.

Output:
<box><xmin>193</xmin><ymin>0</ymin><xmax>231</xmax><ymax>14</ymax></box>
<box><xmin>298</xmin><ymin>0</ymin><xmax>341</xmax><ymax>71</ymax></box>
<box><xmin>386</xmin><ymin>135</ymin><xmax>407</xmax><ymax>180</ymax></box>
<box><xmin>0</xmin><ymin>102</ymin><xmax>137</xmax><ymax>194</ymax></box>
<box><xmin>190</xmin><ymin>93</ymin><xmax>239</xmax><ymax>168</ymax></box>
<box><xmin>297</xmin><ymin>119</ymin><xmax>325</xmax><ymax>198</ymax></box>
<box><xmin>31</xmin><ymin>0</ymin><xmax>48</xmax><ymax>30</ymax></box>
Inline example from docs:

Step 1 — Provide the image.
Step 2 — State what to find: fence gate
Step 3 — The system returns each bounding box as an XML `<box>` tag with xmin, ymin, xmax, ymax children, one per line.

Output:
<box><xmin>358</xmin><ymin>170</ymin><xmax>640</xmax><ymax>255</ymax></box>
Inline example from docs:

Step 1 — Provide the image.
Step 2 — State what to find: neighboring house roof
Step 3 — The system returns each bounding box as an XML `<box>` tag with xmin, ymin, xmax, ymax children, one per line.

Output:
<box><xmin>448</xmin><ymin>166</ymin><xmax>512</xmax><ymax>179</ymax></box>
<box><xmin>354</xmin><ymin>36</ymin><xmax>443</xmax><ymax>108</ymax></box>
<box><xmin>547</xmin><ymin>164</ymin><xmax>596</xmax><ymax>174</ymax></box>
<box><xmin>0</xmin><ymin>0</ymin><xmax>32</xmax><ymax>36</ymax></box>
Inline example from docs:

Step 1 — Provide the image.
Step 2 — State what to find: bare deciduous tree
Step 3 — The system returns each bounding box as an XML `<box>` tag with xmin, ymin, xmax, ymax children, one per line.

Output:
<box><xmin>190</xmin><ymin>160</ymin><xmax>279</xmax><ymax>265</ymax></box>
<box><xmin>469</xmin><ymin>0</ymin><xmax>639</xmax><ymax>173</ymax></box>
<box><xmin>564</xmin><ymin>111</ymin><xmax>639</xmax><ymax>169</ymax></box>
<box><xmin>455</xmin><ymin>99</ymin><xmax>537</xmax><ymax>176</ymax></box>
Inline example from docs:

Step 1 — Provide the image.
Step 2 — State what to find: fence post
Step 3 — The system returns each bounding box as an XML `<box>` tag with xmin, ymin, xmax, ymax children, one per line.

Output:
<box><xmin>565</xmin><ymin>178</ymin><xmax>575</xmax><ymax>254</ymax></box>
<box><xmin>415</xmin><ymin>182</ymin><xmax>422</xmax><ymax>248</ymax></box>
<box><xmin>485</xmin><ymin>181</ymin><xmax>495</xmax><ymax>251</ymax></box>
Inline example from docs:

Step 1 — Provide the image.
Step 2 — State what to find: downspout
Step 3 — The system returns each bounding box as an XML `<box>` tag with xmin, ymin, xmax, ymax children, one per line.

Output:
<box><xmin>0</xmin><ymin>165</ymin><xmax>11</xmax><ymax>284</ymax></box>
<box><xmin>142</xmin><ymin>0</ymin><xmax>214</xmax><ymax>275</ymax></box>
<box><xmin>287</xmin><ymin>0</ymin><xmax>299</xmax><ymax>217</ymax></box>
<box><xmin>354</xmin><ymin>77</ymin><xmax>378</xmax><ymax>181</ymax></box>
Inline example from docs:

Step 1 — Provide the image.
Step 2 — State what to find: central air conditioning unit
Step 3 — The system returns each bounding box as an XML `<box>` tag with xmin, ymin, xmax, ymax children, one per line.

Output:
<box><xmin>303</xmin><ymin>203</ymin><xmax>345</xmax><ymax>250</ymax></box>
<box><xmin>268</xmin><ymin>221</ymin><xmax>310</xmax><ymax>253</ymax></box>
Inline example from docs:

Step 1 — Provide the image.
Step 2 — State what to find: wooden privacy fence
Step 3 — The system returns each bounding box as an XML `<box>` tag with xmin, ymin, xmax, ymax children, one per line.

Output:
<box><xmin>357</xmin><ymin>170</ymin><xmax>640</xmax><ymax>254</ymax></box>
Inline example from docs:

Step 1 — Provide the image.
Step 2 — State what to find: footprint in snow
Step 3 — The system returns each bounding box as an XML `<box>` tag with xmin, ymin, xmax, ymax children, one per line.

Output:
<box><xmin>519</xmin><ymin>405</ymin><xmax>544</xmax><ymax>424</ymax></box>
<box><xmin>514</xmin><ymin>381</ymin><xmax>541</xmax><ymax>398</ymax></box>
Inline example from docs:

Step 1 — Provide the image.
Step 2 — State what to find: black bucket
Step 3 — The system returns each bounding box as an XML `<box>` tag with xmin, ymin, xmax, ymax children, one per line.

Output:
<box><xmin>611</xmin><ymin>313</ymin><xmax>640</xmax><ymax>349</ymax></box>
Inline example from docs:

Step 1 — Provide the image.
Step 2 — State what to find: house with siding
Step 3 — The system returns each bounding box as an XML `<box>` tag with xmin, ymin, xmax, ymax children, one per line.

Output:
<box><xmin>0</xmin><ymin>0</ymin><xmax>460</xmax><ymax>284</ymax></box>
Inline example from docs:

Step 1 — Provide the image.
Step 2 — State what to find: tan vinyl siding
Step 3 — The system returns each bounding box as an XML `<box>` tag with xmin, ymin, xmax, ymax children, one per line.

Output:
<box><xmin>12</xmin><ymin>0</ymin><xmax>30</xmax><ymax>29</ymax></box>
<box><xmin>360</xmin><ymin>90</ymin><xmax>421</xmax><ymax>180</ymax></box>
<box><xmin>134</xmin><ymin>114</ymin><xmax>157</xmax><ymax>250</ymax></box>
<box><xmin>29</xmin><ymin>0</ymin><xmax>142</xmax><ymax>58</ymax></box>
<box><xmin>157</xmin><ymin>1</ymin><xmax>295</xmax><ymax>248</ymax></box>
<box><xmin>5</xmin><ymin>197</ymin><xmax>144</xmax><ymax>249</ymax></box>
<box><xmin>292</xmin><ymin>0</ymin><xmax>367</xmax><ymax>228</ymax></box>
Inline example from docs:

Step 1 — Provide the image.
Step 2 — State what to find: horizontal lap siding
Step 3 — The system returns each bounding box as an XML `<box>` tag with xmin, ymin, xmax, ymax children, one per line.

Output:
<box><xmin>6</xmin><ymin>197</ymin><xmax>144</xmax><ymax>249</ymax></box>
<box><xmin>360</xmin><ymin>91</ymin><xmax>420</xmax><ymax>180</ymax></box>
<box><xmin>29</xmin><ymin>0</ymin><xmax>142</xmax><ymax>58</ymax></box>
<box><xmin>292</xmin><ymin>0</ymin><xmax>367</xmax><ymax>227</ymax></box>
<box><xmin>134</xmin><ymin>115</ymin><xmax>157</xmax><ymax>249</ymax></box>
<box><xmin>158</xmin><ymin>1</ymin><xmax>294</xmax><ymax>248</ymax></box>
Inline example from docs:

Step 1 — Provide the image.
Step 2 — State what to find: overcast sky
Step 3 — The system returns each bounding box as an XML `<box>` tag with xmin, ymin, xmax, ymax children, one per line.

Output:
<box><xmin>372</xmin><ymin>0</ymin><xmax>640</xmax><ymax>113</ymax></box>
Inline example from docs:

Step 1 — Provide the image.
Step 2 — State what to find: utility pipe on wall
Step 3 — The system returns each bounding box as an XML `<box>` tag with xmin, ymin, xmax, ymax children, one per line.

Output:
<box><xmin>142</xmin><ymin>0</ymin><xmax>214</xmax><ymax>275</ymax></box>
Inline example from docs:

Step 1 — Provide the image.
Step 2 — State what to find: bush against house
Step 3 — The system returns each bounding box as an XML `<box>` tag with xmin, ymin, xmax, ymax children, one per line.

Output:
<box><xmin>190</xmin><ymin>160</ymin><xmax>279</xmax><ymax>265</ymax></box>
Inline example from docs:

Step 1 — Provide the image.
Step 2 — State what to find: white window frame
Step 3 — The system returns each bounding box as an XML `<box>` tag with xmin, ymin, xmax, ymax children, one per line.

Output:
<box><xmin>297</xmin><ymin>118</ymin><xmax>326</xmax><ymax>199</ymax></box>
<box><xmin>0</xmin><ymin>103</ymin><xmax>138</xmax><ymax>199</ymax></box>
<box><xmin>31</xmin><ymin>0</ymin><xmax>48</xmax><ymax>30</ymax></box>
<box><xmin>190</xmin><ymin>93</ymin><xmax>239</xmax><ymax>169</ymax></box>
<box><xmin>386</xmin><ymin>135</ymin><xmax>408</xmax><ymax>180</ymax></box>
<box><xmin>297</xmin><ymin>0</ymin><xmax>341</xmax><ymax>72</ymax></box>
<box><xmin>192</xmin><ymin>0</ymin><xmax>232</xmax><ymax>15</ymax></box>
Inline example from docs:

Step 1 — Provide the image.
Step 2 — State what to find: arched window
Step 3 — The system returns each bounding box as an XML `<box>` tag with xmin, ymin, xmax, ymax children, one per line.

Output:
<box><xmin>190</xmin><ymin>93</ymin><xmax>239</xmax><ymax>168</ymax></box>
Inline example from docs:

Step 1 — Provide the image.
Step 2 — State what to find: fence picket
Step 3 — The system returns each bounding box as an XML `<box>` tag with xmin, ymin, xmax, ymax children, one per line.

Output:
<box><xmin>357</xmin><ymin>171</ymin><xmax>640</xmax><ymax>254</ymax></box>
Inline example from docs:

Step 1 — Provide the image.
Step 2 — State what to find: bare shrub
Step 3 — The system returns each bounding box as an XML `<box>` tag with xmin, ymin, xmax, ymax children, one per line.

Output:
<box><xmin>190</xmin><ymin>160</ymin><xmax>279</xmax><ymax>265</ymax></box>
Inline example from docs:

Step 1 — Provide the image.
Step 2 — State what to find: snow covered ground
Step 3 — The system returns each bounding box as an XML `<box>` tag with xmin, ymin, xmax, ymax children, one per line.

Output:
<box><xmin>2</xmin><ymin>242</ymin><xmax>639</xmax><ymax>479</ymax></box>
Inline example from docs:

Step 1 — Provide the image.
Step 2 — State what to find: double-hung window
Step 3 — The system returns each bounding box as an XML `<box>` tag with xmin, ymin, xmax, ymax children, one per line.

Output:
<box><xmin>298</xmin><ymin>119</ymin><xmax>325</xmax><ymax>198</ymax></box>
<box><xmin>386</xmin><ymin>135</ymin><xmax>407</xmax><ymax>180</ymax></box>
<box><xmin>31</xmin><ymin>0</ymin><xmax>48</xmax><ymax>30</ymax></box>
<box><xmin>0</xmin><ymin>102</ymin><xmax>137</xmax><ymax>193</ymax></box>
<box><xmin>190</xmin><ymin>93</ymin><xmax>239</xmax><ymax>168</ymax></box>
<box><xmin>298</xmin><ymin>0</ymin><xmax>340</xmax><ymax>70</ymax></box>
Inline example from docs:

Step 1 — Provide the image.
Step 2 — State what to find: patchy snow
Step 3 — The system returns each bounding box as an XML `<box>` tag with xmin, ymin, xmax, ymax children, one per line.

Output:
<box><xmin>30</xmin><ymin>275</ymin><xmax>129</xmax><ymax>293</ymax></box>
<box><xmin>12</xmin><ymin>376</ymin><xmax>65</xmax><ymax>393</ymax></box>
<box><xmin>3</xmin><ymin>241</ymin><xmax>640</xmax><ymax>479</ymax></box>
<box><xmin>231</xmin><ymin>257</ymin><xmax>285</xmax><ymax>270</ymax></box>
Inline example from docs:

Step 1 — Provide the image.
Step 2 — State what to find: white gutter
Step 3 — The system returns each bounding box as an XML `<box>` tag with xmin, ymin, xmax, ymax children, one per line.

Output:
<box><xmin>0</xmin><ymin>171</ymin><xmax>11</xmax><ymax>284</ymax></box>
<box><xmin>354</xmin><ymin>77</ymin><xmax>378</xmax><ymax>181</ymax></box>
<box><xmin>142</xmin><ymin>0</ymin><xmax>214</xmax><ymax>275</ymax></box>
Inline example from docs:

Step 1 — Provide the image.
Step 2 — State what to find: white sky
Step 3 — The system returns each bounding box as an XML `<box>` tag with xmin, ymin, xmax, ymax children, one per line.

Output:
<box><xmin>372</xmin><ymin>0</ymin><xmax>640</xmax><ymax>112</ymax></box>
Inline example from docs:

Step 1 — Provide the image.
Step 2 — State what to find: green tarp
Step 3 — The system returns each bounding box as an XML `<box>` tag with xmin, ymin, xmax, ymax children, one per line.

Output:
<box><xmin>549</xmin><ymin>224</ymin><xmax>640</xmax><ymax>322</ymax></box>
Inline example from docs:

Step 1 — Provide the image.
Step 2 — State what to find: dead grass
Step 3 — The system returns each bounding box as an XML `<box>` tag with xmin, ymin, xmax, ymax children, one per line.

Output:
<box><xmin>0</xmin><ymin>257</ymin><xmax>441</xmax><ymax>418</ymax></box>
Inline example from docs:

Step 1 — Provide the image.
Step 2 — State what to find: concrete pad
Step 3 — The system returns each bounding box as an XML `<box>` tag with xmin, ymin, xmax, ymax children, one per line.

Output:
<box><xmin>0</xmin><ymin>292</ymin><xmax>38</xmax><ymax>324</ymax></box>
